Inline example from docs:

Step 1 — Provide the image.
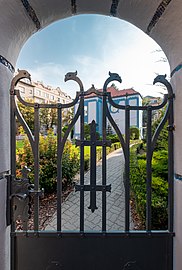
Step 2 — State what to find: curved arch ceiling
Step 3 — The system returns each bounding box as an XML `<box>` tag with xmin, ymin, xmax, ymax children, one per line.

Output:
<box><xmin>0</xmin><ymin>1</ymin><xmax>181</xmax><ymax>71</ymax></box>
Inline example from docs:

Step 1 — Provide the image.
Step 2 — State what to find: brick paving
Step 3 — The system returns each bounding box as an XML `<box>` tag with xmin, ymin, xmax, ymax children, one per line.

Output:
<box><xmin>46</xmin><ymin>148</ymin><xmax>133</xmax><ymax>231</ymax></box>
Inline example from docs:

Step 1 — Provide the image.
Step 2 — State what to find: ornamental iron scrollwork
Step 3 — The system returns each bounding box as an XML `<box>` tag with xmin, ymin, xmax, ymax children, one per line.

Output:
<box><xmin>10</xmin><ymin>69</ymin><xmax>174</xmax><ymax>234</ymax></box>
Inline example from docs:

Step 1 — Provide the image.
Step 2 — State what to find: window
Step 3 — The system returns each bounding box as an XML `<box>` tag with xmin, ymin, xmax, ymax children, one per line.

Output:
<box><xmin>84</xmin><ymin>105</ymin><xmax>88</xmax><ymax>116</ymax></box>
<box><xmin>36</xmin><ymin>89</ymin><xmax>41</xmax><ymax>96</ymax></box>
<box><xmin>50</xmin><ymin>95</ymin><xmax>54</xmax><ymax>100</ymax></box>
<box><xmin>19</xmin><ymin>86</ymin><xmax>25</xmax><ymax>93</ymax></box>
<box><xmin>29</xmin><ymin>89</ymin><xmax>32</xmax><ymax>94</ymax></box>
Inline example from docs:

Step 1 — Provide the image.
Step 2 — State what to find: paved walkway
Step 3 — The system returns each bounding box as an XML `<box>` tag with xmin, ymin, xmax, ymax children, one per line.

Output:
<box><xmin>46</xmin><ymin>148</ymin><xmax>133</xmax><ymax>231</ymax></box>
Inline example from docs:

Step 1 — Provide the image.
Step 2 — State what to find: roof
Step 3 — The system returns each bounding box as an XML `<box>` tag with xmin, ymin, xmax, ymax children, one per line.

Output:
<box><xmin>84</xmin><ymin>86</ymin><xmax>141</xmax><ymax>99</ymax></box>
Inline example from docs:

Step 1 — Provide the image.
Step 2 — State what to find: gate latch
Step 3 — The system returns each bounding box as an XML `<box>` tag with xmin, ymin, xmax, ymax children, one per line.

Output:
<box><xmin>9</xmin><ymin>166</ymin><xmax>44</xmax><ymax>230</ymax></box>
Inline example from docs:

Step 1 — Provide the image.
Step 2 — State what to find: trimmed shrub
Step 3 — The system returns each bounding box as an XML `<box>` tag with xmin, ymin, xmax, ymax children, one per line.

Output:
<box><xmin>106</xmin><ymin>134</ymin><xmax>120</xmax><ymax>143</ymax></box>
<box><xmin>130</xmin><ymin>126</ymin><xmax>140</xmax><ymax>140</ymax></box>
<box><xmin>16</xmin><ymin>133</ymin><xmax>80</xmax><ymax>193</ymax></box>
<box><xmin>130</xmin><ymin>144</ymin><xmax>168</xmax><ymax>229</ymax></box>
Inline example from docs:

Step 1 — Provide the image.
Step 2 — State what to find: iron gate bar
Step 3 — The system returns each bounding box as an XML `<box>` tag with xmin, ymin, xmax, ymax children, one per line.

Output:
<box><xmin>102</xmin><ymin>73</ymin><xmax>122</xmax><ymax>232</ymax></box>
<box><xmin>125</xmin><ymin>106</ymin><xmax>130</xmax><ymax>231</ymax></box>
<box><xmin>10</xmin><ymin>71</ymin><xmax>32</xmax><ymax>270</ymax></box>
<box><xmin>168</xmin><ymin>97</ymin><xmax>174</xmax><ymax>233</ymax></box>
<box><xmin>153</xmin><ymin>75</ymin><xmax>175</xmax><ymax>233</ymax></box>
<box><xmin>57</xmin><ymin>106</ymin><xmax>62</xmax><ymax>231</ymax></box>
<box><xmin>80</xmin><ymin>93</ymin><xmax>85</xmax><ymax>232</ymax></box>
<box><xmin>102</xmin><ymin>87</ymin><xmax>107</xmax><ymax>232</ymax></box>
<box><xmin>33</xmin><ymin>105</ymin><xmax>40</xmax><ymax>231</ymax></box>
<box><xmin>75</xmin><ymin>120</ymin><xmax>111</xmax><ymax>213</ymax></box>
<box><xmin>146</xmin><ymin>107</ymin><xmax>152</xmax><ymax>231</ymax></box>
<box><xmin>151</xmin><ymin>100</ymin><xmax>169</xmax><ymax>152</ymax></box>
<box><xmin>64</xmin><ymin>71</ymin><xmax>86</xmax><ymax>232</ymax></box>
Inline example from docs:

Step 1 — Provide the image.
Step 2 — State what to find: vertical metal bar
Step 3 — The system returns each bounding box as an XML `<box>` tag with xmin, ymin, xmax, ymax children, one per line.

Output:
<box><xmin>80</xmin><ymin>96</ymin><xmax>85</xmax><ymax>232</ymax></box>
<box><xmin>125</xmin><ymin>106</ymin><xmax>130</xmax><ymax>232</ymax></box>
<box><xmin>146</xmin><ymin>107</ymin><xmax>152</xmax><ymax>231</ymax></box>
<box><xmin>89</xmin><ymin>121</ymin><xmax>97</xmax><ymax>212</ymax></box>
<box><xmin>33</xmin><ymin>106</ymin><xmax>40</xmax><ymax>231</ymax></box>
<box><xmin>102</xmin><ymin>93</ymin><xmax>107</xmax><ymax>232</ymax></box>
<box><xmin>168</xmin><ymin>98</ymin><xmax>174</xmax><ymax>232</ymax></box>
<box><xmin>10</xmin><ymin>94</ymin><xmax>16</xmax><ymax>178</ymax></box>
<box><xmin>57</xmin><ymin>107</ymin><xmax>62</xmax><ymax>231</ymax></box>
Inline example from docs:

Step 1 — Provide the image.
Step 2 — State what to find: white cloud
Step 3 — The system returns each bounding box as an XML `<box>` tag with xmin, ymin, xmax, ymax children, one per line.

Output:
<box><xmin>25</xmin><ymin>17</ymin><xmax>170</xmax><ymax>99</ymax></box>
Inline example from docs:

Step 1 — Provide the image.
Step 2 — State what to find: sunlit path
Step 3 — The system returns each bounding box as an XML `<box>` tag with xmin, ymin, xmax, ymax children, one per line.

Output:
<box><xmin>46</xmin><ymin>148</ymin><xmax>133</xmax><ymax>231</ymax></box>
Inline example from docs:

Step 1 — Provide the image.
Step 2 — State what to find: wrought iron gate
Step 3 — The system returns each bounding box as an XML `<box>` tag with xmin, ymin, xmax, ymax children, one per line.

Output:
<box><xmin>8</xmin><ymin>70</ymin><xmax>174</xmax><ymax>270</ymax></box>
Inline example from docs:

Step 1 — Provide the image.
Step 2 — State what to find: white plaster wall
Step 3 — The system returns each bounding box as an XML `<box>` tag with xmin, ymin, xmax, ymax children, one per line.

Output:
<box><xmin>0</xmin><ymin>66</ymin><xmax>12</xmax><ymax>173</ymax></box>
<box><xmin>171</xmin><ymin>73</ymin><xmax>182</xmax><ymax>270</ymax></box>
<box><xmin>149</xmin><ymin>4</ymin><xmax>182</xmax><ymax>267</ymax></box>
<box><xmin>174</xmin><ymin>179</ymin><xmax>182</xmax><ymax>270</ymax></box>
<box><xmin>0</xmin><ymin>178</ymin><xmax>10</xmax><ymax>270</ymax></box>
<box><xmin>171</xmin><ymin>74</ymin><xmax>182</xmax><ymax>175</ymax></box>
<box><xmin>0</xmin><ymin>64</ymin><xmax>12</xmax><ymax>270</ymax></box>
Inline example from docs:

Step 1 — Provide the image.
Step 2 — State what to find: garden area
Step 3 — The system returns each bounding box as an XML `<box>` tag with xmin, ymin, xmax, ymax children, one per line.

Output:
<box><xmin>15</xmin><ymin>100</ymin><xmax>169</xmax><ymax>230</ymax></box>
<box><xmin>16</xmin><ymin>127</ymin><xmax>123</xmax><ymax>229</ymax></box>
<box><xmin>130</xmin><ymin>112</ymin><xmax>169</xmax><ymax>230</ymax></box>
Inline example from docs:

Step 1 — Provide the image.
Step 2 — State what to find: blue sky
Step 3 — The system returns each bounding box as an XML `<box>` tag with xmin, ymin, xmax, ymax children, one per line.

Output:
<box><xmin>16</xmin><ymin>15</ymin><xmax>170</xmax><ymax>97</ymax></box>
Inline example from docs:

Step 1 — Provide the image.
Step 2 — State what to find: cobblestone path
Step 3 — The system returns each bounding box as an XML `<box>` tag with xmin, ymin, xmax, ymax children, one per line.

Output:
<box><xmin>46</xmin><ymin>148</ymin><xmax>133</xmax><ymax>231</ymax></box>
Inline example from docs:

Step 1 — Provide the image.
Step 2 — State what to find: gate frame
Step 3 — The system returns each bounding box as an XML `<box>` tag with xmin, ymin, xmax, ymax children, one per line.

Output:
<box><xmin>8</xmin><ymin>70</ymin><xmax>175</xmax><ymax>270</ymax></box>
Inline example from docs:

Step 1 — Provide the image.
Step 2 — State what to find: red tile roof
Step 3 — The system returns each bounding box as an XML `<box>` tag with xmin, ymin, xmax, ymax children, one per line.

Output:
<box><xmin>84</xmin><ymin>86</ymin><xmax>140</xmax><ymax>99</ymax></box>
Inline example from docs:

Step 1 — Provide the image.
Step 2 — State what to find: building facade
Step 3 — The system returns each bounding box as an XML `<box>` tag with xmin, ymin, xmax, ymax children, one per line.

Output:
<box><xmin>74</xmin><ymin>86</ymin><xmax>143</xmax><ymax>138</ymax></box>
<box><xmin>17</xmin><ymin>79</ymin><xmax>72</xmax><ymax>104</ymax></box>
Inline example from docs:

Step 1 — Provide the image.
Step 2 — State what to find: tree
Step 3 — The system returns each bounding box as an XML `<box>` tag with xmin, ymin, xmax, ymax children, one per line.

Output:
<box><xmin>62</xmin><ymin>107</ymin><xmax>73</xmax><ymax>126</ymax></box>
<box><xmin>17</xmin><ymin>100</ymin><xmax>34</xmax><ymax>133</ymax></box>
<box><xmin>110</xmin><ymin>83</ymin><xmax>119</xmax><ymax>90</ymax></box>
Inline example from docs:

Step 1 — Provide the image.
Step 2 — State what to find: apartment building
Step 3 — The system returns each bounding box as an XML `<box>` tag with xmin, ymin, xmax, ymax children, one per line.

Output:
<box><xmin>17</xmin><ymin>78</ymin><xmax>72</xmax><ymax>104</ymax></box>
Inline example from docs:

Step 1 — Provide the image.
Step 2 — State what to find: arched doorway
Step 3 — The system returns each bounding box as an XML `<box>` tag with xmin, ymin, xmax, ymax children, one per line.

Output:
<box><xmin>0</xmin><ymin>1</ymin><xmax>182</xmax><ymax>270</ymax></box>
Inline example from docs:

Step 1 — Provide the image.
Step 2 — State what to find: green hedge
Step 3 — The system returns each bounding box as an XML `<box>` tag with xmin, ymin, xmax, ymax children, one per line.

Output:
<box><xmin>130</xmin><ymin>126</ymin><xmax>140</xmax><ymax>140</ymax></box>
<box><xmin>84</xmin><ymin>142</ymin><xmax>121</xmax><ymax>171</ymax></box>
<box><xmin>16</xmin><ymin>134</ymin><xmax>122</xmax><ymax>193</ymax></box>
<box><xmin>16</xmin><ymin>133</ymin><xmax>80</xmax><ymax>193</ymax></box>
<box><xmin>130</xmin><ymin>144</ymin><xmax>168</xmax><ymax>229</ymax></box>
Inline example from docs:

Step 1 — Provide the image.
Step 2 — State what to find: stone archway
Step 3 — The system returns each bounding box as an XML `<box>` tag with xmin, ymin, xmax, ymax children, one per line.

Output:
<box><xmin>0</xmin><ymin>1</ymin><xmax>182</xmax><ymax>269</ymax></box>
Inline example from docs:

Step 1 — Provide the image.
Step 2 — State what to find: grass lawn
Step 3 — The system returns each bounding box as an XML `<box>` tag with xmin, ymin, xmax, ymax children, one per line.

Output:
<box><xmin>16</xmin><ymin>140</ymin><xmax>24</xmax><ymax>149</ymax></box>
<box><xmin>72</xmin><ymin>145</ymin><xmax>102</xmax><ymax>158</ymax></box>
